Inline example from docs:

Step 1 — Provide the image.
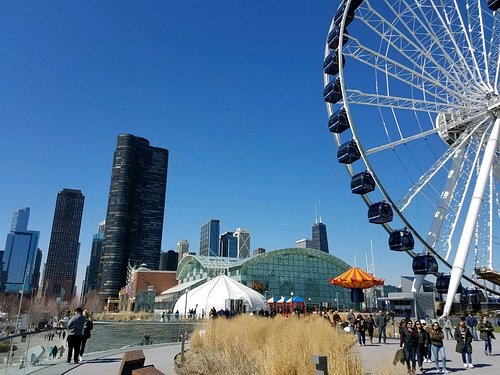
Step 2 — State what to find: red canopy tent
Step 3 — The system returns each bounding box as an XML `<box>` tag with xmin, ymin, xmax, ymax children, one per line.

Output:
<box><xmin>330</xmin><ymin>267</ymin><xmax>384</xmax><ymax>302</ymax></box>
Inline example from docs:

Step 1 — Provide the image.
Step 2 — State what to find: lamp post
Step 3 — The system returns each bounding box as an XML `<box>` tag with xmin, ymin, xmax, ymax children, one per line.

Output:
<box><xmin>290</xmin><ymin>292</ymin><xmax>294</xmax><ymax>315</ymax></box>
<box><xmin>308</xmin><ymin>298</ymin><xmax>311</xmax><ymax>313</ymax></box>
<box><xmin>336</xmin><ymin>291</ymin><xmax>339</xmax><ymax>311</ymax></box>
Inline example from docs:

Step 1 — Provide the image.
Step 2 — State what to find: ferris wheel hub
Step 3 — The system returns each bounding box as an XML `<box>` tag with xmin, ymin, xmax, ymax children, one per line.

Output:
<box><xmin>487</xmin><ymin>95</ymin><xmax>500</xmax><ymax>117</ymax></box>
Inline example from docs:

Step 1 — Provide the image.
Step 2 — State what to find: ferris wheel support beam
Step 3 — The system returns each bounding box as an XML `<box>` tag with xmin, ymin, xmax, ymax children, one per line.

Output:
<box><xmin>443</xmin><ymin>117</ymin><xmax>500</xmax><ymax>318</ymax></box>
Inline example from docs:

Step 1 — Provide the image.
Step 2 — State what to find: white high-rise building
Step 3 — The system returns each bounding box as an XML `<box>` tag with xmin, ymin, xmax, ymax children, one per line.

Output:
<box><xmin>176</xmin><ymin>239</ymin><xmax>189</xmax><ymax>261</ymax></box>
<box><xmin>233</xmin><ymin>228</ymin><xmax>250</xmax><ymax>258</ymax></box>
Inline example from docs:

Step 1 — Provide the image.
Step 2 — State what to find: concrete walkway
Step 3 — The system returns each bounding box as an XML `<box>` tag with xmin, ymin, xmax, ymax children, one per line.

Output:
<box><xmin>27</xmin><ymin>343</ymin><xmax>184</xmax><ymax>375</ymax></box>
<box><xmin>13</xmin><ymin>336</ymin><xmax>498</xmax><ymax>375</ymax></box>
<box><xmin>358</xmin><ymin>337</ymin><xmax>499</xmax><ymax>374</ymax></box>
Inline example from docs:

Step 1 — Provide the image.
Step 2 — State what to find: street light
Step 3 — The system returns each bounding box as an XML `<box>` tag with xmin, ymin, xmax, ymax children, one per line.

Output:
<box><xmin>290</xmin><ymin>292</ymin><xmax>294</xmax><ymax>315</ymax></box>
<box><xmin>336</xmin><ymin>291</ymin><xmax>339</xmax><ymax>311</ymax></box>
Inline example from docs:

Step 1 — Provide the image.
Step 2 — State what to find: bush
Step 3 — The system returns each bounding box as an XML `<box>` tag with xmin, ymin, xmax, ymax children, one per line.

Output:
<box><xmin>182</xmin><ymin>314</ymin><xmax>363</xmax><ymax>375</ymax></box>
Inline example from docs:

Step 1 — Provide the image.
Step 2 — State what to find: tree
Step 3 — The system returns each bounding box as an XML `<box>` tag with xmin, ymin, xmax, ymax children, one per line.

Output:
<box><xmin>84</xmin><ymin>290</ymin><xmax>105</xmax><ymax>314</ymax></box>
<box><xmin>250</xmin><ymin>280</ymin><xmax>267</xmax><ymax>294</ymax></box>
<box><xmin>26</xmin><ymin>297</ymin><xmax>56</xmax><ymax>327</ymax></box>
<box><xmin>0</xmin><ymin>293</ymin><xmax>20</xmax><ymax>319</ymax></box>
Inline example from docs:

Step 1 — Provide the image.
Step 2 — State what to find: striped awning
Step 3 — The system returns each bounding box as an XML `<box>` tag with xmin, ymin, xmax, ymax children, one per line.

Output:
<box><xmin>330</xmin><ymin>267</ymin><xmax>384</xmax><ymax>289</ymax></box>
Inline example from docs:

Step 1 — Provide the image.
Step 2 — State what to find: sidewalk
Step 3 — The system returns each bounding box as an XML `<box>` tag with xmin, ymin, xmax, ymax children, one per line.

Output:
<box><xmin>29</xmin><ymin>343</ymin><xmax>184</xmax><ymax>375</ymax></box>
<box><xmin>18</xmin><ymin>336</ymin><xmax>499</xmax><ymax>375</ymax></box>
<box><xmin>358</xmin><ymin>337</ymin><xmax>499</xmax><ymax>374</ymax></box>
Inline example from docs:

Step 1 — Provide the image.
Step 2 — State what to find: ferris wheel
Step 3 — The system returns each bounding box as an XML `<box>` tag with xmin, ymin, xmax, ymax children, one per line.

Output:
<box><xmin>323</xmin><ymin>0</ymin><xmax>500</xmax><ymax>317</ymax></box>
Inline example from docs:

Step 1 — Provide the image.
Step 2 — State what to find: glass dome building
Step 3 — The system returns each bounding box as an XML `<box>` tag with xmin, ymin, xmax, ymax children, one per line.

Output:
<box><xmin>158</xmin><ymin>248</ymin><xmax>354</xmax><ymax>311</ymax></box>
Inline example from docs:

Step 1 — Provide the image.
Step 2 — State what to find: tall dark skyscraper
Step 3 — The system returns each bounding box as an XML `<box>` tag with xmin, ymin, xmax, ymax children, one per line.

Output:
<box><xmin>42</xmin><ymin>189</ymin><xmax>85</xmax><ymax>301</ymax></box>
<box><xmin>199</xmin><ymin>219</ymin><xmax>220</xmax><ymax>256</ymax></box>
<box><xmin>159</xmin><ymin>250</ymin><xmax>178</xmax><ymax>271</ymax></box>
<box><xmin>83</xmin><ymin>220</ymin><xmax>105</xmax><ymax>296</ymax></box>
<box><xmin>98</xmin><ymin>134</ymin><xmax>168</xmax><ymax>297</ymax></box>
<box><xmin>312</xmin><ymin>222</ymin><xmax>329</xmax><ymax>254</ymax></box>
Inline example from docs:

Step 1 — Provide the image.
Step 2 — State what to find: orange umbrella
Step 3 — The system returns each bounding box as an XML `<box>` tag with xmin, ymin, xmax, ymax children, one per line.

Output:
<box><xmin>330</xmin><ymin>267</ymin><xmax>384</xmax><ymax>289</ymax></box>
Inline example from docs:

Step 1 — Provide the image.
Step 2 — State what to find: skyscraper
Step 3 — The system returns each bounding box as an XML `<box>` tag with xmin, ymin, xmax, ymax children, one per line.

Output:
<box><xmin>1</xmin><ymin>207</ymin><xmax>40</xmax><ymax>294</ymax></box>
<box><xmin>83</xmin><ymin>220</ymin><xmax>105</xmax><ymax>296</ymax></box>
<box><xmin>199</xmin><ymin>219</ymin><xmax>220</xmax><ymax>257</ymax></box>
<box><xmin>159</xmin><ymin>250</ymin><xmax>178</xmax><ymax>271</ymax></box>
<box><xmin>42</xmin><ymin>189</ymin><xmax>85</xmax><ymax>300</ymax></box>
<box><xmin>176</xmin><ymin>239</ymin><xmax>189</xmax><ymax>263</ymax></box>
<box><xmin>10</xmin><ymin>207</ymin><xmax>30</xmax><ymax>232</ymax></box>
<box><xmin>296</xmin><ymin>239</ymin><xmax>313</xmax><ymax>248</ymax></box>
<box><xmin>312</xmin><ymin>222</ymin><xmax>329</xmax><ymax>254</ymax></box>
<box><xmin>31</xmin><ymin>248</ymin><xmax>43</xmax><ymax>296</ymax></box>
<box><xmin>98</xmin><ymin>134</ymin><xmax>168</xmax><ymax>297</ymax></box>
<box><xmin>219</xmin><ymin>231</ymin><xmax>237</xmax><ymax>258</ymax></box>
<box><xmin>233</xmin><ymin>228</ymin><xmax>250</xmax><ymax>258</ymax></box>
<box><xmin>253</xmin><ymin>248</ymin><xmax>266</xmax><ymax>256</ymax></box>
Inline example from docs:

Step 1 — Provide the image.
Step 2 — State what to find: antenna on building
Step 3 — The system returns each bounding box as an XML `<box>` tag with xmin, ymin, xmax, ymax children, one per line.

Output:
<box><xmin>365</xmin><ymin>240</ymin><xmax>375</xmax><ymax>274</ymax></box>
<box><xmin>315</xmin><ymin>199</ymin><xmax>323</xmax><ymax>224</ymax></box>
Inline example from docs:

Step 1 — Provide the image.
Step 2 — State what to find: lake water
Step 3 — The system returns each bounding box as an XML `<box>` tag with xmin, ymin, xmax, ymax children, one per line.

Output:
<box><xmin>85</xmin><ymin>321</ymin><xmax>200</xmax><ymax>353</ymax></box>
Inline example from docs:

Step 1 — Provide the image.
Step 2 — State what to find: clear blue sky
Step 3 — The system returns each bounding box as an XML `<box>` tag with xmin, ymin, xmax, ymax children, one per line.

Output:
<box><xmin>0</xmin><ymin>0</ymin><xmax>417</xmax><ymax>291</ymax></box>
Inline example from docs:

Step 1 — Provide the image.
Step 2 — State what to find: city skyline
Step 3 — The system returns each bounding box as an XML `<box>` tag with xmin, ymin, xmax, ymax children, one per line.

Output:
<box><xmin>0</xmin><ymin>1</ymin><xmax>441</xmax><ymax>291</ymax></box>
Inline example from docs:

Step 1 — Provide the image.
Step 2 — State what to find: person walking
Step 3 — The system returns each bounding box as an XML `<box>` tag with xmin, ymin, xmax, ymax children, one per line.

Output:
<box><xmin>415</xmin><ymin>320</ymin><xmax>428</xmax><ymax>373</ymax></box>
<box><xmin>66</xmin><ymin>307</ymin><xmax>86</xmax><ymax>364</ymax></box>
<box><xmin>79</xmin><ymin>309</ymin><xmax>93</xmax><ymax>362</ymax></box>
<box><xmin>444</xmin><ymin>317</ymin><xmax>454</xmax><ymax>340</ymax></box>
<box><xmin>366</xmin><ymin>314</ymin><xmax>375</xmax><ymax>345</ymax></box>
<box><xmin>346</xmin><ymin>309</ymin><xmax>356</xmax><ymax>334</ymax></box>
<box><xmin>454</xmin><ymin>320</ymin><xmax>473</xmax><ymax>368</ymax></box>
<box><xmin>355</xmin><ymin>314</ymin><xmax>366</xmax><ymax>346</ymax></box>
<box><xmin>429</xmin><ymin>321</ymin><xmax>449</xmax><ymax>373</ymax></box>
<box><xmin>399</xmin><ymin>319</ymin><xmax>419</xmax><ymax>374</ymax></box>
<box><xmin>478</xmin><ymin>315</ymin><xmax>494</xmax><ymax>355</ymax></box>
<box><xmin>332</xmin><ymin>310</ymin><xmax>342</xmax><ymax>328</ymax></box>
<box><xmin>424</xmin><ymin>321</ymin><xmax>433</xmax><ymax>364</ymax></box>
<box><xmin>466</xmin><ymin>313</ymin><xmax>478</xmax><ymax>340</ymax></box>
<box><xmin>375</xmin><ymin>310</ymin><xmax>387</xmax><ymax>344</ymax></box>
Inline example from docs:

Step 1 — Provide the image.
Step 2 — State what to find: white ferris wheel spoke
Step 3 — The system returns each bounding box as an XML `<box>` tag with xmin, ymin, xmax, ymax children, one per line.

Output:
<box><xmin>344</xmin><ymin>89</ymin><xmax>474</xmax><ymax>112</ymax></box>
<box><xmin>357</xmin><ymin>1</ymin><xmax>477</xmax><ymax>96</ymax></box>
<box><xmin>465</xmin><ymin>0</ymin><xmax>492</xmax><ymax>89</ymax></box>
<box><xmin>395</xmin><ymin>118</ymin><xmax>489</xmax><ymax>212</ymax></box>
<box><xmin>374</xmin><ymin>0</ymin><xmax>474</xmax><ymax>87</ymax></box>
<box><xmin>396</xmin><ymin>0</ymin><xmax>480</xmax><ymax>87</ymax></box>
<box><xmin>345</xmin><ymin>39</ymin><xmax>483</xmax><ymax>105</ymax></box>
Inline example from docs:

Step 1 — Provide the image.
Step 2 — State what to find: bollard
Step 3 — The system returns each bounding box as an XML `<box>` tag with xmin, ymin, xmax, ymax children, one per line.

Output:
<box><xmin>312</xmin><ymin>355</ymin><xmax>328</xmax><ymax>375</ymax></box>
<box><xmin>180</xmin><ymin>331</ymin><xmax>186</xmax><ymax>363</ymax></box>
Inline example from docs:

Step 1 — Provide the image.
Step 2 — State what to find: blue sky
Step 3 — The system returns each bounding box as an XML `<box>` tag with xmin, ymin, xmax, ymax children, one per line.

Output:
<box><xmin>0</xmin><ymin>0</ymin><xmax>428</xmax><ymax>291</ymax></box>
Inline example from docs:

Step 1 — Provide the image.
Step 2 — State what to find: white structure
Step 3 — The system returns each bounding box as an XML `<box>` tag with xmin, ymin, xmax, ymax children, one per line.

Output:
<box><xmin>233</xmin><ymin>228</ymin><xmax>250</xmax><ymax>258</ymax></box>
<box><xmin>296</xmin><ymin>239</ymin><xmax>313</xmax><ymax>248</ymax></box>
<box><xmin>173</xmin><ymin>275</ymin><xmax>265</xmax><ymax>316</ymax></box>
<box><xmin>176</xmin><ymin>239</ymin><xmax>189</xmax><ymax>263</ymax></box>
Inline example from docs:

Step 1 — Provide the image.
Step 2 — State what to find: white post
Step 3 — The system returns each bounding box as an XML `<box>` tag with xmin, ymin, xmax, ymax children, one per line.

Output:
<box><xmin>442</xmin><ymin>118</ymin><xmax>500</xmax><ymax>317</ymax></box>
<box><xmin>412</xmin><ymin>274</ymin><xmax>426</xmax><ymax>293</ymax></box>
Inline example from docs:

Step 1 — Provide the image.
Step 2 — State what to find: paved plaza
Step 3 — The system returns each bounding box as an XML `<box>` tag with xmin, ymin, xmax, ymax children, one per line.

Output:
<box><xmin>358</xmin><ymin>337</ymin><xmax>499</xmax><ymax>375</ymax></box>
<box><xmin>3</xmin><ymin>335</ymin><xmax>499</xmax><ymax>375</ymax></box>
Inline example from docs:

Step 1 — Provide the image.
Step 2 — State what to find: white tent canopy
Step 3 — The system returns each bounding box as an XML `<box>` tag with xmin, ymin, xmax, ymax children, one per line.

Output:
<box><xmin>173</xmin><ymin>275</ymin><xmax>266</xmax><ymax>316</ymax></box>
